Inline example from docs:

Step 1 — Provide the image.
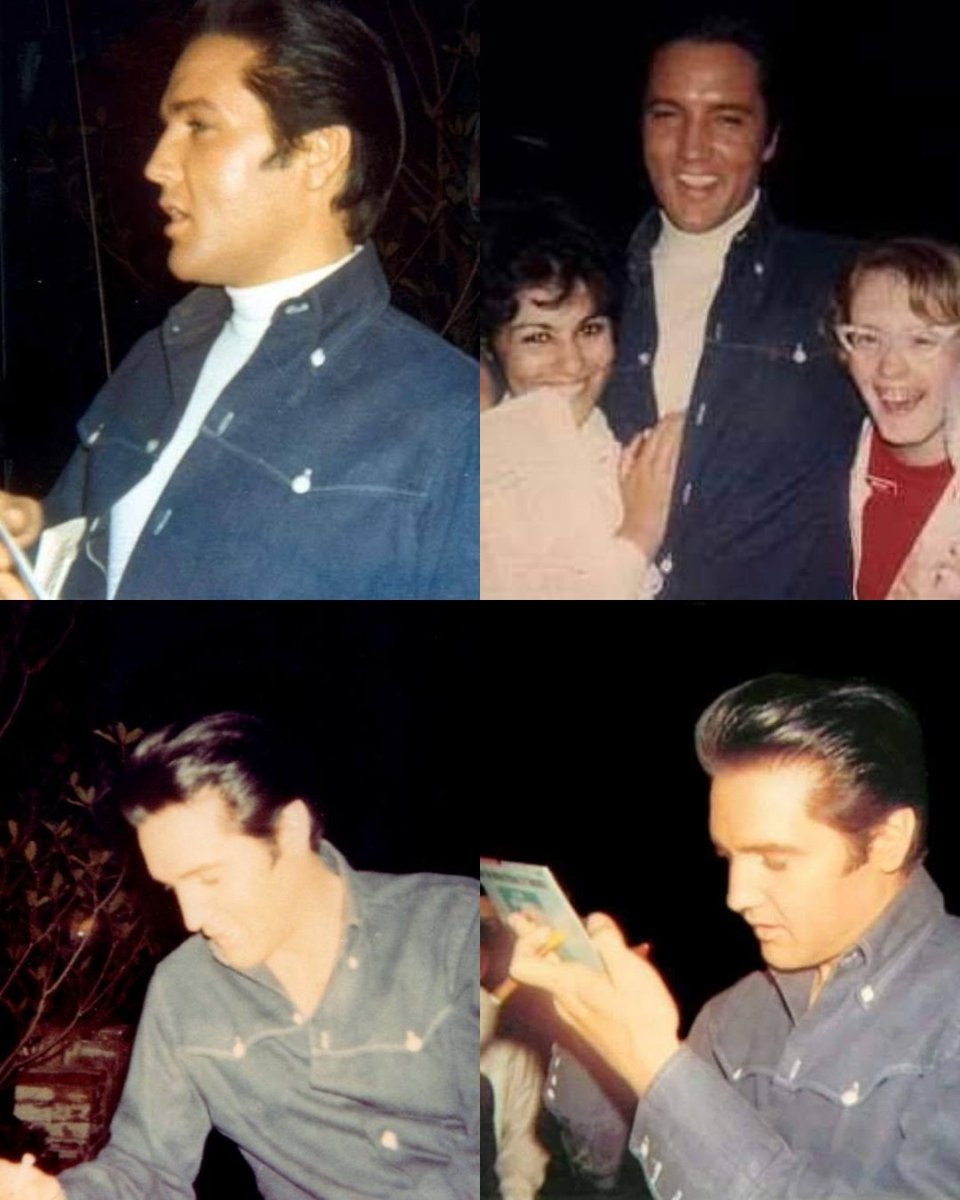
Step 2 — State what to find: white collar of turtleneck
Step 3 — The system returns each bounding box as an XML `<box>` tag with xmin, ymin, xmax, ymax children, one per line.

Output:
<box><xmin>224</xmin><ymin>245</ymin><xmax>362</xmax><ymax>339</ymax></box>
<box><xmin>656</xmin><ymin>190</ymin><xmax>760</xmax><ymax>261</ymax></box>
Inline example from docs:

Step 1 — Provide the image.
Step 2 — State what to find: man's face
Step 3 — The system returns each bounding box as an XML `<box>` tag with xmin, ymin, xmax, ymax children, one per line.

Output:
<box><xmin>642</xmin><ymin>40</ymin><xmax>776</xmax><ymax>233</ymax></box>
<box><xmin>137</xmin><ymin>786</ymin><xmax>301</xmax><ymax>970</ymax></box>
<box><xmin>144</xmin><ymin>34</ymin><xmax>321</xmax><ymax>287</ymax></box>
<box><xmin>709</xmin><ymin>760</ymin><xmax>904</xmax><ymax>981</ymax></box>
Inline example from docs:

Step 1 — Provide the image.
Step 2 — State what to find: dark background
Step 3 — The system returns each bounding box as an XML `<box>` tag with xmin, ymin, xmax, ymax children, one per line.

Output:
<box><xmin>0</xmin><ymin>0</ymin><xmax>479</xmax><ymax>496</ymax></box>
<box><xmin>487</xmin><ymin>0</ymin><xmax>960</xmax><ymax>250</ymax></box>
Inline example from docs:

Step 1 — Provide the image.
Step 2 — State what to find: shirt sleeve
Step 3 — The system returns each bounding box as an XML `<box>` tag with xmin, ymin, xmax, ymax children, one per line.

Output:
<box><xmin>629</xmin><ymin>1040</ymin><xmax>960</xmax><ymax>1200</ymax></box>
<box><xmin>487</xmin><ymin>1042</ymin><xmax>549</xmax><ymax>1200</ymax></box>
<box><xmin>58</xmin><ymin>972</ymin><xmax>210</xmax><ymax>1200</ymax></box>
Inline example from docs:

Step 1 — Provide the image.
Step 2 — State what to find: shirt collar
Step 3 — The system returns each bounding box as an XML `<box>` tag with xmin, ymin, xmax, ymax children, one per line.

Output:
<box><xmin>771</xmin><ymin>867</ymin><xmax>944</xmax><ymax>1018</ymax></box>
<box><xmin>317</xmin><ymin>837</ymin><xmax>362</xmax><ymax>932</ymax></box>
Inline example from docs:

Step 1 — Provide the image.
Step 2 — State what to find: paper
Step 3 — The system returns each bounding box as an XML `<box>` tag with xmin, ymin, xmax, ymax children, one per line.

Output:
<box><xmin>33</xmin><ymin>517</ymin><xmax>87</xmax><ymax>599</ymax></box>
<box><xmin>480</xmin><ymin>858</ymin><xmax>603</xmax><ymax>970</ymax></box>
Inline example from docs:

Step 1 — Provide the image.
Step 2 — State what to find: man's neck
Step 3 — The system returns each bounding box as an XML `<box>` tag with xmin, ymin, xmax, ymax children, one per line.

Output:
<box><xmin>267</xmin><ymin>856</ymin><xmax>346</xmax><ymax>1017</ymax></box>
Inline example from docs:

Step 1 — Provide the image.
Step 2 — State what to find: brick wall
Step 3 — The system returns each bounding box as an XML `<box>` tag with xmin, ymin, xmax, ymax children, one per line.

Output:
<box><xmin>13</xmin><ymin>1026</ymin><xmax>133</xmax><ymax>1166</ymax></box>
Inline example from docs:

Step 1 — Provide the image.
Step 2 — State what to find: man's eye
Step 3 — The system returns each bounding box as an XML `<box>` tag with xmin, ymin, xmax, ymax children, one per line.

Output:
<box><xmin>187</xmin><ymin>119</ymin><xmax>211</xmax><ymax>133</ymax></box>
<box><xmin>580</xmin><ymin>321</ymin><xmax>607</xmax><ymax>338</ymax></box>
<box><xmin>762</xmin><ymin>857</ymin><xmax>788</xmax><ymax>872</ymax></box>
<box><xmin>520</xmin><ymin>331</ymin><xmax>551</xmax><ymax>345</ymax></box>
<box><xmin>912</xmin><ymin>334</ymin><xmax>941</xmax><ymax>350</ymax></box>
<box><xmin>647</xmin><ymin>107</ymin><xmax>678</xmax><ymax>121</ymax></box>
<box><xmin>200</xmin><ymin>876</ymin><xmax>220</xmax><ymax>887</ymax></box>
<box><xmin>718</xmin><ymin>114</ymin><xmax>746</xmax><ymax>127</ymax></box>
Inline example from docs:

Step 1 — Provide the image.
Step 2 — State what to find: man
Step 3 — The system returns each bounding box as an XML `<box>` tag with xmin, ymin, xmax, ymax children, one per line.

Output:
<box><xmin>0</xmin><ymin>712</ymin><xmax>479</xmax><ymax>1199</ymax></box>
<box><xmin>0</xmin><ymin>0</ymin><xmax>478</xmax><ymax>599</ymax></box>
<box><xmin>512</xmin><ymin>675</ymin><xmax>960</xmax><ymax>1198</ymax></box>
<box><xmin>604</xmin><ymin>18</ymin><xmax>862</xmax><ymax>598</ymax></box>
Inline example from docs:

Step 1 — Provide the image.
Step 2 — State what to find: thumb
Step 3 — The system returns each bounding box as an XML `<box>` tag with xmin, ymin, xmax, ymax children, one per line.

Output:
<box><xmin>585</xmin><ymin>911</ymin><xmax>629</xmax><ymax>958</ymax></box>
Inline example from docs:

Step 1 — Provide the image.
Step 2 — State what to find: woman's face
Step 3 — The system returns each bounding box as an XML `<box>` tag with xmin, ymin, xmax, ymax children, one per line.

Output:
<box><xmin>492</xmin><ymin>279</ymin><xmax>615</xmax><ymax>426</ymax></box>
<box><xmin>845</xmin><ymin>269</ymin><xmax>960</xmax><ymax>466</ymax></box>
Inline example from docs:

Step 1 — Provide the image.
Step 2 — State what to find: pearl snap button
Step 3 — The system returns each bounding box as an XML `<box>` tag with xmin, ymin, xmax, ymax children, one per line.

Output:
<box><xmin>380</xmin><ymin>1130</ymin><xmax>398</xmax><ymax>1151</ymax></box>
<box><xmin>310</xmin><ymin>347</ymin><xmax>326</xmax><ymax>367</ymax></box>
<box><xmin>291</xmin><ymin>469</ymin><xmax>312</xmax><ymax>494</ymax></box>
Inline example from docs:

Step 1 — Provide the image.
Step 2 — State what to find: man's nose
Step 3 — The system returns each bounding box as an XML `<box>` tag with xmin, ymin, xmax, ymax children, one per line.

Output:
<box><xmin>144</xmin><ymin>127</ymin><xmax>177</xmax><ymax>186</ymax></box>
<box><xmin>175</xmin><ymin>887</ymin><xmax>206</xmax><ymax>933</ymax></box>
<box><xmin>725</xmin><ymin>858</ymin><xmax>763</xmax><ymax>914</ymax></box>
<box><xmin>679</xmin><ymin>116</ymin><xmax>709</xmax><ymax>161</ymax></box>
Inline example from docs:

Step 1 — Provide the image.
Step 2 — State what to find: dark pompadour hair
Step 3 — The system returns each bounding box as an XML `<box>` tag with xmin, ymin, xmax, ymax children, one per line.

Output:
<box><xmin>190</xmin><ymin>0</ymin><xmax>405</xmax><ymax>241</ymax></box>
<box><xmin>481</xmin><ymin>197</ymin><xmax>622</xmax><ymax>340</ymax></box>
<box><xmin>695</xmin><ymin>675</ymin><xmax>928</xmax><ymax>869</ymax></box>
<box><xmin>111</xmin><ymin>712</ymin><xmax>324</xmax><ymax>850</ymax></box>
<box><xmin>648</xmin><ymin>15</ymin><xmax>783</xmax><ymax>139</ymax></box>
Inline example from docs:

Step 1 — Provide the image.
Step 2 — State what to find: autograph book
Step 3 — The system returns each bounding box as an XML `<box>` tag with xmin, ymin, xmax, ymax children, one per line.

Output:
<box><xmin>480</xmin><ymin>858</ymin><xmax>603</xmax><ymax>970</ymax></box>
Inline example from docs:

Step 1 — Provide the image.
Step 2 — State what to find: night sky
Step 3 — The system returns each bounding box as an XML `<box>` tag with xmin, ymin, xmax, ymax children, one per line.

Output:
<box><xmin>487</xmin><ymin>0</ymin><xmax>960</xmax><ymax>248</ymax></box>
<box><xmin>1</xmin><ymin>603</ymin><xmax>476</xmax><ymax>882</ymax></box>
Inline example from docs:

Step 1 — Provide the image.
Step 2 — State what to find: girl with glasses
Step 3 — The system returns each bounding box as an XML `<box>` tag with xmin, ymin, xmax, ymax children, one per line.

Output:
<box><xmin>832</xmin><ymin>239</ymin><xmax>960</xmax><ymax>599</ymax></box>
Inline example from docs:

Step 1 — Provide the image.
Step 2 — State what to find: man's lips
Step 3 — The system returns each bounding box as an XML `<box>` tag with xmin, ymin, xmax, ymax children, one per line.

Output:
<box><xmin>160</xmin><ymin>202</ymin><xmax>190</xmax><ymax>234</ymax></box>
<box><xmin>676</xmin><ymin>173</ymin><xmax>721</xmax><ymax>192</ymax></box>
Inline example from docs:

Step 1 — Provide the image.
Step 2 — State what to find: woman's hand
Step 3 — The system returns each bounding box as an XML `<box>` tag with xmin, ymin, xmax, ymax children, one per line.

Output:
<box><xmin>616</xmin><ymin>414</ymin><xmax>684</xmax><ymax>559</ymax></box>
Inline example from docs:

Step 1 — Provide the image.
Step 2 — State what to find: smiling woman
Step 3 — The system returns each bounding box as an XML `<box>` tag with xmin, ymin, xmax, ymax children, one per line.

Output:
<box><xmin>832</xmin><ymin>238</ymin><xmax>960</xmax><ymax>599</ymax></box>
<box><xmin>480</xmin><ymin>198</ymin><xmax>683</xmax><ymax>599</ymax></box>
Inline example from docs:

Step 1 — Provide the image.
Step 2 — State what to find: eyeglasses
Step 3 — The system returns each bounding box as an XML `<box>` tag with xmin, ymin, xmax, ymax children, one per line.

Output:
<box><xmin>834</xmin><ymin>323</ymin><xmax>960</xmax><ymax>362</ymax></box>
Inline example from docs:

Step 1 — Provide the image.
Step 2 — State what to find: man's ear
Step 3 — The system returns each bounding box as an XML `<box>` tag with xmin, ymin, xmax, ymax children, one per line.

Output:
<box><xmin>761</xmin><ymin>123</ymin><xmax>780</xmax><ymax>164</ymax></box>
<box><xmin>869</xmin><ymin>806</ymin><xmax>917</xmax><ymax>874</ymax></box>
<box><xmin>276</xmin><ymin>799</ymin><xmax>314</xmax><ymax>854</ymax></box>
<box><xmin>300</xmin><ymin>125</ymin><xmax>352</xmax><ymax>193</ymax></box>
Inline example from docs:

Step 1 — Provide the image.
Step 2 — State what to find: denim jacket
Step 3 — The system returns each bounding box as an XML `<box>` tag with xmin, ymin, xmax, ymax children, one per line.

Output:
<box><xmin>602</xmin><ymin>199</ymin><xmax>863</xmax><ymax>599</ymax></box>
<box><xmin>44</xmin><ymin>245</ymin><xmax>479</xmax><ymax>599</ymax></box>
<box><xmin>547</xmin><ymin>868</ymin><xmax>960</xmax><ymax>1199</ymax></box>
<box><xmin>59</xmin><ymin>842</ymin><xmax>480</xmax><ymax>1200</ymax></box>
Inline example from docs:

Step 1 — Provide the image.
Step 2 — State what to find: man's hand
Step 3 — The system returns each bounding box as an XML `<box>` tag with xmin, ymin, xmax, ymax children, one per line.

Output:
<box><xmin>616</xmin><ymin>414</ymin><xmax>684</xmax><ymax>560</ymax></box>
<box><xmin>0</xmin><ymin>1155</ymin><xmax>64</xmax><ymax>1199</ymax></box>
<box><xmin>508</xmin><ymin>911</ymin><xmax>681</xmax><ymax>1095</ymax></box>
<box><xmin>0</xmin><ymin>492</ymin><xmax>44</xmax><ymax>599</ymax></box>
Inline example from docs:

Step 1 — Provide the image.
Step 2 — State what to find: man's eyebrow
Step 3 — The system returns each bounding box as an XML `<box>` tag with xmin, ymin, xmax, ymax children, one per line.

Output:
<box><xmin>712</xmin><ymin>841</ymin><xmax>801</xmax><ymax>857</ymax></box>
<box><xmin>160</xmin><ymin>97</ymin><xmax>220</xmax><ymax>119</ymax></box>
<box><xmin>156</xmin><ymin>860</ymin><xmax>224</xmax><ymax>887</ymax></box>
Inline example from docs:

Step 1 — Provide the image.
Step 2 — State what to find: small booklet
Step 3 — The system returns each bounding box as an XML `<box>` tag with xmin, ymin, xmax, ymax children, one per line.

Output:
<box><xmin>480</xmin><ymin>858</ymin><xmax>603</xmax><ymax>970</ymax></box>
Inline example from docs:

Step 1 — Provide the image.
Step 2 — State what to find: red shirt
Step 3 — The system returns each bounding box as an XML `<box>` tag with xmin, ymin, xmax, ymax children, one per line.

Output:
<box><xmin>857</xmin><ymin>432</ymin><xmax>954</xmax><ymax>600</ymax></box>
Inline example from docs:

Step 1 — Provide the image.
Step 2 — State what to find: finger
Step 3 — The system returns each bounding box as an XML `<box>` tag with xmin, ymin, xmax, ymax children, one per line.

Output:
<box><xmin>0</xmin><ymin>571</ymin><xmax>31</xmax><ymax>600</ymax></box>
<box><xmin>586</xmin><ymin>912</ymin><xmax>651</xmax><ymax>988</ymax></box>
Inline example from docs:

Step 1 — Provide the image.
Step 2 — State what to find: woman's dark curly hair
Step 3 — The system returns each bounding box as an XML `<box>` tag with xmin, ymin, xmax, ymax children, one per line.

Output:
<box><xmin>481</xmin><ymin>197</ymin><xmax>622</xmax><ymax>340</ymax></box>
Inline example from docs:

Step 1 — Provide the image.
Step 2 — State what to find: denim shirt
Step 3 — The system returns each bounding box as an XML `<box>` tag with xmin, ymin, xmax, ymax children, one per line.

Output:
<box><xmin>602</xmin><ymin>200</ymin><xmax>863</xmax><ymax>599</ymax></box>
<box><xmin>44</xmin><ymin>245</ymin><xmax>479</xmax><ymax>599</ymax></box>
<box><xmin>547</xmin><ymin>869</ymin><xmax>960</xmax><ymax>1199</ymax></box>
<box><xmin>59</xmin><ymin>842</ymin><xmax>480</xmax><ymax>1200</ymax></box>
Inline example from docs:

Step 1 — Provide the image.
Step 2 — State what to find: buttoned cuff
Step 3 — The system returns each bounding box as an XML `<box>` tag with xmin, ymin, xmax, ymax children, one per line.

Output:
<box><xmin>630</xmin><ymin>1045</ymin><xmax>790</xmax><ymax>1200</ymax></box>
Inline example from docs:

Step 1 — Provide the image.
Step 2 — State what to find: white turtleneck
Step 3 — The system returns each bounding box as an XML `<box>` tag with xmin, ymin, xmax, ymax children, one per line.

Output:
<box><xmin>651</xmin><ymin>191</ymin><xmax>759</xmax><ymax>417</ymax></box>
<box><xmin>106</xmin><ymin>248</ymin><xmax>360</xmax><ymax>598</ymax></box>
